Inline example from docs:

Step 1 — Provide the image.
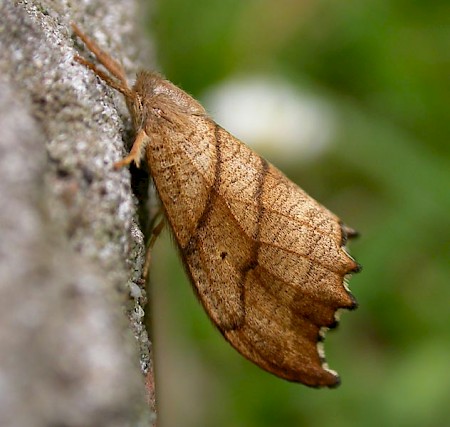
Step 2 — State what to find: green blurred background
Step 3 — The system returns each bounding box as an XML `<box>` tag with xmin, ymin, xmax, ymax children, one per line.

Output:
<box><xmin>145</xmin><ymin>1</ymin><xmax>450</xmax><ymax>426</ymax></box>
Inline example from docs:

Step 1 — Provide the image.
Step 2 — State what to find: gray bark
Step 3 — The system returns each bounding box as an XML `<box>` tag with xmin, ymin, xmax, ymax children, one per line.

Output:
<box><xmin>0</xmin><ymin>1</ymin><xmax>156</xmax><ymax>425</ymax></box>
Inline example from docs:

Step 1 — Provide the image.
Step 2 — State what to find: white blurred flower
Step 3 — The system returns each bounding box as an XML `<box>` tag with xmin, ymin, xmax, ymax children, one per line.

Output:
<box><xmin>202</xmin><ymin>75</ymin><xmax>336</xmax><ymax>166</ymax></box>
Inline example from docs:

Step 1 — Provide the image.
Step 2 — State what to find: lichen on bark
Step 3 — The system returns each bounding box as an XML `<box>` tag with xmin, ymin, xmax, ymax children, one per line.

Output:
<box><xmin>0</xmin><ymin>1</ymin><xmax>156</xmax><ymax>425</ymax></box>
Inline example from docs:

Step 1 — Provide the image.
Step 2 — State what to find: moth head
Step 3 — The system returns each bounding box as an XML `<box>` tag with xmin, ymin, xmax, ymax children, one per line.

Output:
<box><xmin>125</xmin><ymin>90</ymin><xmax>145</xmax><ymax>129</ymax></box>
<box><xmin>133</xmin><ymin>71</ymin><xmax>206</xmax><ymax>118</ymax></box>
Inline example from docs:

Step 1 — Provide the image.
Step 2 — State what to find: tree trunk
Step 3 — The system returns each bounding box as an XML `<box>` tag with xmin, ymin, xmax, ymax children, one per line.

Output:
<box><xmin>0</xmin><ymin>1</ymin><xmax>156</xmax><ymax>425</ymax></box>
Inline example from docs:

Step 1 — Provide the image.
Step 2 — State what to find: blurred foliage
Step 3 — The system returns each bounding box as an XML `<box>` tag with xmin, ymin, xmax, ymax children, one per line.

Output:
<box><xmin>147</xmin><ymin>1</ymin><xmax>450</xmax><ymax>426</ymax></box>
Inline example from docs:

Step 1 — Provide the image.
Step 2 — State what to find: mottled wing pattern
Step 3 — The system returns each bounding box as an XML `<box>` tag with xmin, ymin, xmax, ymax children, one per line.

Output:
<box><xmin>147</xmin><ymin>114</ymin><xmax>359</xmax><ymax>387</ymax></box>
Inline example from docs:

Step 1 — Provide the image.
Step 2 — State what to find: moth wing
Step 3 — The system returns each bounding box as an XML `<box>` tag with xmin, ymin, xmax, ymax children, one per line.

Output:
<box><xmin>147</xmin><ymin>115</ymin><xmax>358</xmax><ymax>387</ymax></box>
<box><xmin>146</xmin><ymin>117</ymin><xmax>246</xmax><ymax>330</ymax></box>
<box><xmin>212</xmin><ymin>124</ymin><xmax>358</xmax><ymax>387</ymax></box>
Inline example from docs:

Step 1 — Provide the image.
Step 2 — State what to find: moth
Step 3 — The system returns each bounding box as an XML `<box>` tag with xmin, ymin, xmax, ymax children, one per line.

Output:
<box><xmin>72</xmin><ymin>24</ymin><xmax>361</xmax><ymax>388</ymax></box>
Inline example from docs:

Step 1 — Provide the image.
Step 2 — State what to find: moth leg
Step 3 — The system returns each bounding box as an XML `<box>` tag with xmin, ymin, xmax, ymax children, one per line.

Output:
<box><xmin>143</xmin><ymin>215</ymin><xmax>166</xmax><ymax>282</ymax></box>
<box><xmin>114</xmin><ymin>128</ymin><xmax>151</xmax><ymax>169</ymax></box>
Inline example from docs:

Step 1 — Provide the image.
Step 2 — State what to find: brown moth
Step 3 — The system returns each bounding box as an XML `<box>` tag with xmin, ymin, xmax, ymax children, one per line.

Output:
<box><xmin>72</xmin><ymin>24</ymin><xmax>361</xmax><ymax>388</ymax></box>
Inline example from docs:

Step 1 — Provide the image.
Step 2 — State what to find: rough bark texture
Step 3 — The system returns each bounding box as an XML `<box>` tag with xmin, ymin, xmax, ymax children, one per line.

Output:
<box><xmin>0</xmin><ymin>1</ymin><xmax>156</xmax><ymax>425</ymax></box>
